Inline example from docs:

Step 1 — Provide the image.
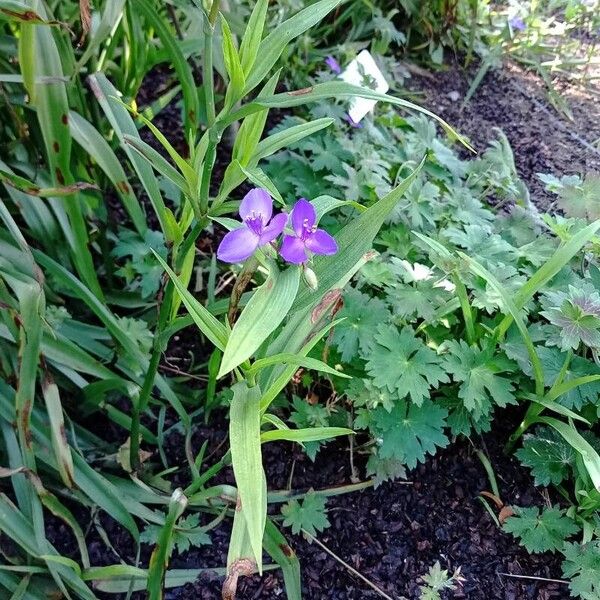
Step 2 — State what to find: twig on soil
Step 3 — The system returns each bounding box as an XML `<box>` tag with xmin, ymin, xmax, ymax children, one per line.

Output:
<box><xmin>286</xmin><ymin>458</ymin><xmax>296</xmax><ymax>491</ymax></box>
<box><xmin>159</xmin><ymin>363</ymin><xmax>208</xmax><ymax>381</ymax></box>
<box><xmin>302</xmin><ymin>529</ymin><xmax>397</xmax><ymax>600</ymax></box>
<box><xmin>497</xmin><ymin>572</ymin><xmax>569</xmax><ymax>585</ymax></box>
<box><xmin>268</xmin><ymin>479</ymin><xmax>388</xmax><ymax>503</ymax></box>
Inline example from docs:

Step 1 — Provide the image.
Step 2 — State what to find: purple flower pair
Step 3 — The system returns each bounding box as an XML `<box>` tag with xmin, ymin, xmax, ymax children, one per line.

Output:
<box><xmin>217</xmin><ymin>188</ymin><xmax>337</xmax><ymax>265</ymax></box>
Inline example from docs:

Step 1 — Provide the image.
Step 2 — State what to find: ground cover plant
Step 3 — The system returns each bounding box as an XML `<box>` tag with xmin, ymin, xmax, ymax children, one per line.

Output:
<box><xmin>0</xmin><ymin>0</ymin><xmax>464</xmax><ymax>597</ymax></box>
<box><xmin>264</xmin><ymin>88</ymin><xmax>600</xmax><ymax>576</ymax></box>
<box><xmin>0</xmin><ymin>0</ymin><xmax>599</xmax><ymax>599</ymax></box>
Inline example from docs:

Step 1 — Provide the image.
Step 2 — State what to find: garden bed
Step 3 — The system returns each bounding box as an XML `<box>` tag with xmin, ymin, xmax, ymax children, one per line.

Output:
<box><xmin>68</xmin><ymin>409</ymin><xmax>566</xmax><ymax>599</ymax></box>
<box><xmin>84</xmin><ymin>60</ymin><xmax>590</xmax><ymax>600</ymax></box>
<box><xmin>3</xmin><ymin>3</ymin><xmax>599</xmax><ymax>598</ymax></box>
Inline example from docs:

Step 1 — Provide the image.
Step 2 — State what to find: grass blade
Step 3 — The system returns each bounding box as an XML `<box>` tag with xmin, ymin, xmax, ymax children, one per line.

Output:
<box><xmin>229</xmin><ymin>382</ymin><xmax>266</xmax><ymax>571</ymax></box>
<box><xmin>136</xmin><ymin>0</ymin><xmax>198</xmax><ymax>139</ymax></box>
<box><xmin>263</xmin><ymin>519</ymin><xmax>301</xmax><ymax>600</ymax></box>
<box><xmin>40</xmin><ymin>374</ymin><xmax>75</xmax><ymax>489</ymax></box>
<box><xmin>69</xmin><ymin>110</ymin><xmax>147</xmax><ymax>235</ymax></box>
<box><xmin>219</xmin><ymin>265</ymin><xmax>300</xmax><ymax>377</ymax></box>
<box><xmin>87</xmin><ymin>73</ymin><xmax>170</xmax><ymax>238</ymax></box>
<box><xmin>147</xmin><ymin>489</ymin><xmax>188</xmax><ymax>600</ymax></box>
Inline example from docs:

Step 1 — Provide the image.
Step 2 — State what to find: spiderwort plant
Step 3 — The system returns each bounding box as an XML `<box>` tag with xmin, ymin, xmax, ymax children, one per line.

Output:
<box><xmin>0</xmin><ymin>0</ymin><xmax>475</xmax><ymax>598</ymax></box>
<box><xmin>509</xmin><ymin>16</ymin><xmax>527</xmax><ymax>32</ymax></box>
<box><xmin>87</xmin><ymin>0</ymin><xmax>470</xmax><ymax>594</ymax></box>
<box><xmin>217</xmin><ymin>192</ymin><xmax>339</xmax><ymax>266</ymax></box>
<box><xmin>217</xmin><ymin>188</ymin><xmax>288</xmax><ymax>263</ymax></box>
<box><xmin>280</xmin><ymin>199</ymin><xmax>338</xmax><ymax>264</ymax></box>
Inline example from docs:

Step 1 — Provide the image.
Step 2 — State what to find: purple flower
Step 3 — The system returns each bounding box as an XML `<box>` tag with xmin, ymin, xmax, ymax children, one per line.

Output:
<box><xmin>279</xmin><ymin>199</ymin><xmax>338</xmax><ymax>264</ymax></box>
<box><xmin>325</xmin><ymin>55</ymin><xmax>342</xmax><ymax>74</ymax></box>
<box><xmin>344</xmin><ymin>113</ymin><xmax>363</xmax><ymax>128</ymax></box>
<box><xmin>217</xmin><ymin>188</ymin><xmax>287</xmax><ymax>263</ymax></box>
<box><xmin>509</xmin><ymin>16</ymin><xmax>526</xmax><ymax>31</ymax></box>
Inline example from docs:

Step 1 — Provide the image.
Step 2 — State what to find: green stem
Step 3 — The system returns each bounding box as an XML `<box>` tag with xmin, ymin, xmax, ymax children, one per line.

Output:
<box><xmin>130</xmin><ymin>216</ymin><xmax>210</xmax><ymax>472</ymax></box>
<box><xmin>199</xmin><ymin>136</ymin><xmax>217</xmax><ymax>215</ymax></box>
<box><xmin>476</xmin><ymin>449</ymin><xmax>500</xmax><ymax>499</ymax></box>
<box><xmin>177</xmin><ymin>218</ymin><xmax>208</xmax><ymax>269</ymax></box>
<box><xmin>506</xmin><ymin>349</ymin><xmax>574</xmax><ymax>454</ymax></box>
<box><xmin>505</xmin><ymin>401</ymin><xmax>544</xmax><ymax>453</ymax></box>
<box><xmin>548</xmin><ymin>349</ymin><xmax>573</xmax><ymax>396</ymax></box>
<box><xmin>208</xmin><ymin>0</ymin><xmax>221</xmax><ymax>26</ymax></box>
<box><xmin>130</xmin><ymin>282</ymin><xmax>175</xmax><ymax>472</ymax></box>
<box><xmin>453</xmin><ymin>273</ymin><xmax>475</xmax><ymax>344</ymax></box>
<box><xmin>184</xmin><ymin>450</ymin><xmax>231</xmax><ymax>497</ymax></box>
<box><xmin>199</xmin><ymin>1</ymin><xmax>222</xmax><ymax>215</ymax></box>
<box><xmin>202</xmin><ymin>2</ymin><xmax>219</xmax><ymax>128</ymax></box>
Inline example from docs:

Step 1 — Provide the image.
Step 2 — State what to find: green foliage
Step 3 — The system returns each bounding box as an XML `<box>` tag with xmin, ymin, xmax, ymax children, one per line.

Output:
<box><xmin>562</xmin><ymin>541</ymin><xmax>600</xmax><ymax>600</ymax></box>
<box><xmin>503</xmin><ymin>506</ymin><xmax>579</xmax><ymax>553</ymax></box>
<box><xmin>112</xmin><ymin>229</ymin><xmax>167</xmax><ymax>298</ymax></box>
<box><xmin>419</xmin><ymin>561</ymin><xmax>463</xmax><ymax>600</ymax></box>
<box><xmin>141</xmin><ymin>513</ymin><xmax>211</xmax><ymax>555</ymax></box>
<box><xmin>517</xmin><ymin>428</ymin><xmax>576</xmax><ymax>487</ymax></box>
<box><xmin>541</xmin><ymin>284</ymin><xmax>600</xmax><ymax>351</ymax></box>
<box><xmin>289</xmin><ymin>396</ymin><xmax>331</xmax><ymax>460</ymax></box>
<box><xmin>333</xmin><ymin>287</ymin><xmax>390</xmax><ymax>361</ymax></box>
<box><xmin>358</xmin><ymin>400</ymin><xmax>449</xmax><ymax>469</ymax></box>
<box><xmin>281</xmin><ymin>492</ymin><xmax>330</xmax><ymax>537</ymax></box>
<box><xmin>2</xmin><ymin>1</ymin><xmax>600</xmax><ymax>596</ymax></box>
<box><xmin>366</xmin><ymin>325</ymin><xmax>449</xmax><ymax>406</ymax></box>
<box><xmin>442</xmin><ymin>340</ymin><xmax>517</xmax><ymax>421</ymax></box>
<box><xmin>548</xmin><ymin>173</ymin><xmax>600</xmax><ymax>221</ymax></box>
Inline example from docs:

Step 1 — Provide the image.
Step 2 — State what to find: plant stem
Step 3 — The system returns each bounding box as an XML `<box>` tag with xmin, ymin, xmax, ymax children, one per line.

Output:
<box><xmin>453</xmin><ymin>273</ymin><xmax>475</xmax><ymax>344</ymax></box>
<box><xmin>130</xmin><ymin>282</ymin><xmax>174</xmax><ymax>472</ymax></box>
<box><xmin>476</xmin><ymin>449</ymin><xmax>500</xmax><ymax>499</ymax></box>
<box><xmin>202</xmin><ymin>1</ymin><xmax>220</xmax><ymax>129</ymax></box>
<box><xmin>199</xmin><ymin>136</ymin><xmax>217</xmax><ymax>215</ymax></box>
<box><xmin>227</xmin><ymin>256</ymin><xmax>258</xmax><ymax>326</ymax></box>
<box><xmin>184</xmin><ymin>450</ymin><xmax>232</xmax><ymax>497</ymax></box>
<box><xmin>506</xmin><ymin>350</ymin><xmax>574</xmax><ymax>454</ymax></box>
<box><xmin>505</xmin><ymin>401</ymin><xmax>543</xmax><ymax>453</ymax></box>
<box><xmin>208</xmin><ymin>0</ymin><xmax>221</xmax><ymax>26</ymax></box>
<box><xmin>549</xmin><ymin>349</ymin><xmax>573</xmax><ymax>395</ymax></box>
<box><xmin>178</xmin><ymin>218</ymin><xmax>208</xmax><ymax>269</ymax></box>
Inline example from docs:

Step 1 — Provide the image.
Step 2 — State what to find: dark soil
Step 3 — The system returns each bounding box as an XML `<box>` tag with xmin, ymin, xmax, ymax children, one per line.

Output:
<box><xmin>66</xmin><ymin>406</ymin><xmax>568</xmax><ymax>600</ymax></box>
<box><xmin>405</xmin><ymin>60</ymin><xmax>600</xmax><ymax>210</ymax></box>
<box><xmin>65</xmin><ymin>61</ymin><xmax>589</xmax><ymax>599</ymax></box>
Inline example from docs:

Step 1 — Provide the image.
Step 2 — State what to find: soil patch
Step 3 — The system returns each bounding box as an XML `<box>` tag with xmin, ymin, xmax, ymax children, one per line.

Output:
<box><xmin>405</xmin><ymin>60</ymin><xmax>600</xmax><ymax>210</ymax></box>
<box><xmin>64</xmin><ymin>407</ymin><xmax>568</xmax><ymax>600</ymax></box>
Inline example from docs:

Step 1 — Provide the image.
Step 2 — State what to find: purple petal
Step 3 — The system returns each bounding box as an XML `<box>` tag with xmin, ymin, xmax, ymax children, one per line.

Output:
<box><xmin>325</xmin><ymin>55</ymin><xmax>341</xmax><ymax>74</ymax></box>
<box><xmin>217</xmin><ymin>227</ymin><xmax>260</xmax><ymax>263</ymax></box>
<box><xmin>344</xmin><ymin>113</ymin><xmax>363</xmax><ymax>129</ymax></box>
<box><xmin>239</xmin><ymin>188</ymin><xmax>272</xmax><ymax>223</ymax></box>
<box><xmin>259</xmin><ymin>212</ymin><xmax>287</xmax><ymax>245</ymax></box>
<box><xmin>279</xmin><ymin>235</ymin><xmax>308</xmax><ymax>264</ymax></box>
<box><xmin>509</xmin><ymin>16</ymin><xmax>526</xmax><ymax>31</ymax></box>
<box><xmin>291</xmin><ymin>199</ymin><xmax>316</xmax><ymax>236</ymax></box>
<box><xmin>305</xmin><ymin>229</ymin><xmax>338</xmax><ymax>256</ymax></box>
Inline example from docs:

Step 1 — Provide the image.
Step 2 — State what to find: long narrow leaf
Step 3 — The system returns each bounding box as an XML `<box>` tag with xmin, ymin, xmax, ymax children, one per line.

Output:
<box><xmin>229</xmin><ymin>383</ymin><xmax>265</xmax><ymax>570</ymax></box>
<box><xmin>219</xmin><ymin>265</ymin><xmax>300</xmax><ymax>377</ymax></box>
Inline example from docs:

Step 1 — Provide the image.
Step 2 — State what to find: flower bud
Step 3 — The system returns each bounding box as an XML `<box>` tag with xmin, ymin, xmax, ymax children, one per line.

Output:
<box><xmin>303</xmin><ymin>266</ymin><xmax>318</xmax><ymax>291</ymax></box>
